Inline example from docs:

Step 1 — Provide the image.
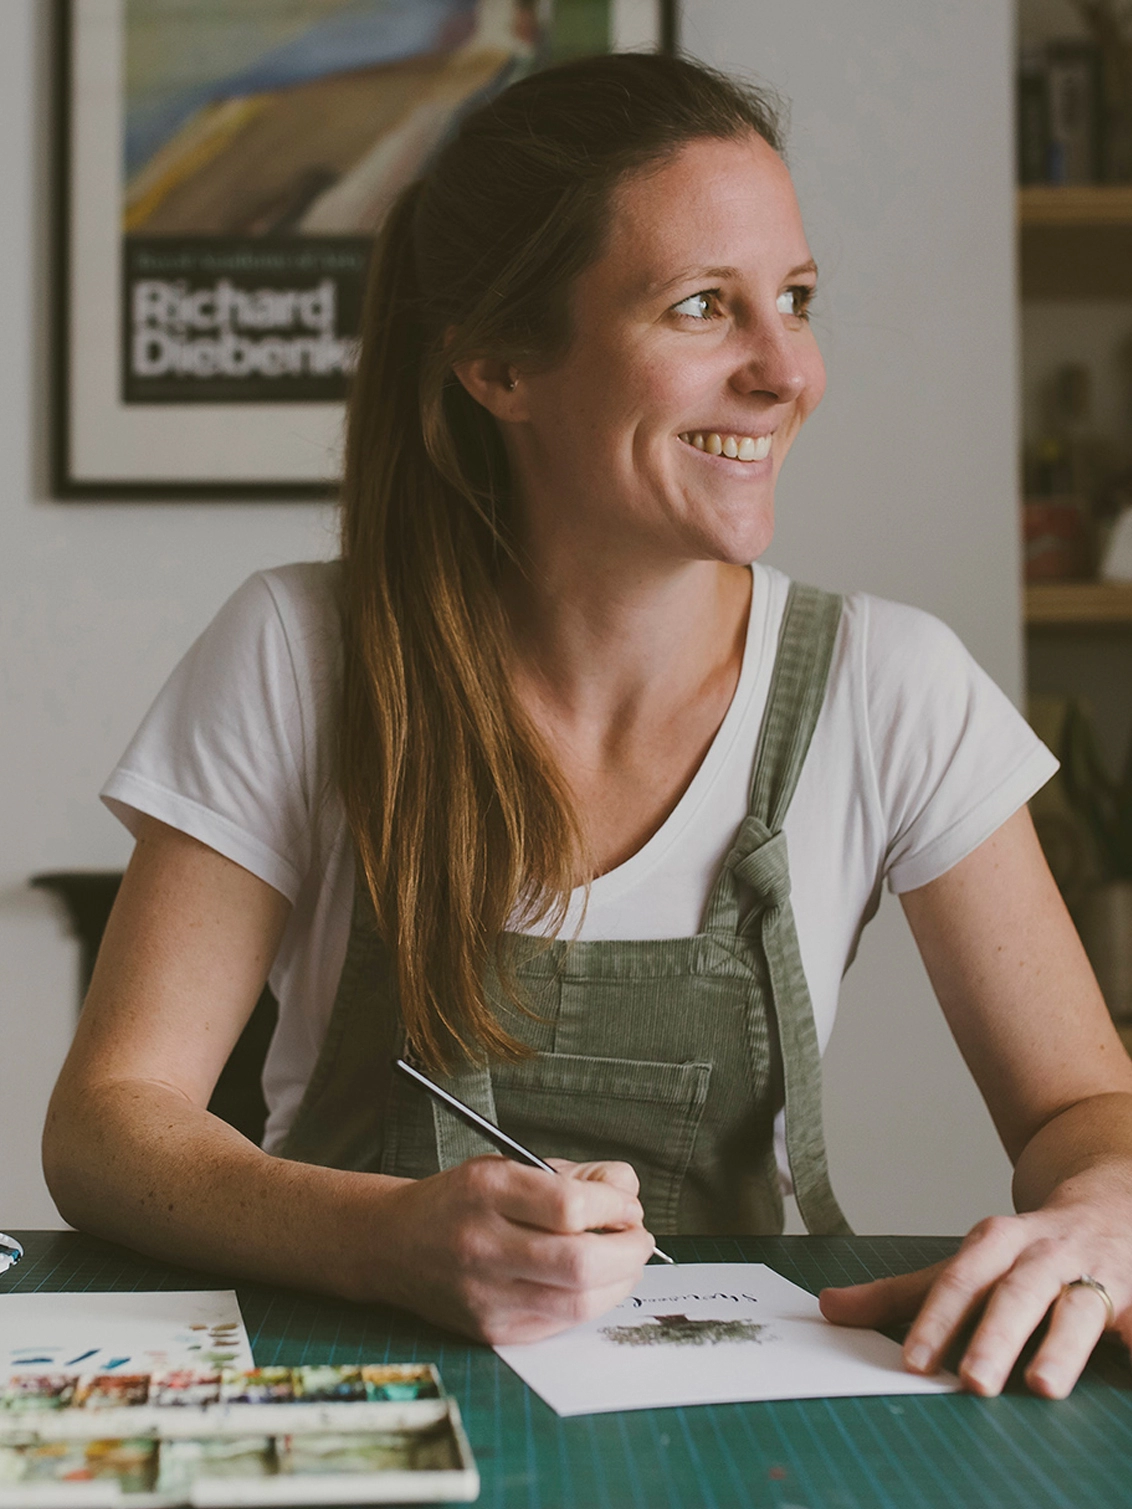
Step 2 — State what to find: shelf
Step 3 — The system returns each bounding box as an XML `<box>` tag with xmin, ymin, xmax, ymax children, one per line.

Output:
<box><xmin>1018</xmin><ymin>187</ymin><xmax>1132</xmax><ymax>297</ymax></box>
<box><xmin>1025</xmin><ymin>581</ymin><xmax>1132</xmax><ymax>625</ymax></box>
<box><xmin>1019</xmin><ymin>185</ymin><xmax>1132</xmax><ymax>226</ymax></box>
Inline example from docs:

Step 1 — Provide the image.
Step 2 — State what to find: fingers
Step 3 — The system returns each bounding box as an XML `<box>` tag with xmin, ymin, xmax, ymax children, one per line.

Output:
<box><xmin>1024</xmin><ymin>1282</ymin><xmax>1111</xmax><ymax>1399</ymax></box>
<box><xmin>954</xmin><ymin>1246</ymin><xmax>1071</xmax><ymax>1395</ymax></box>
<box><xmin>482</xmin><ymin>1158</ymin><xmax>643</xmax><ymax>1234</ymax></box>
<box><xmin>382</xmin><ymin>1155</ymin><xmax>653</xmax><ymax>1344</ymax></box>
<box><xmin>819</xmin><ymin>1263</ymin><xmax>945</xmax><ymax>1330</ymax></box>
<box><xmin>901</xmin><ymin>1218</ymin><xmax>1029</xmax><ymax>1381</ymax></box>
<box><xmin>548</xmin><ymin>1157</ymin><xmax>641</xmax><ymax>1198</ymax></box>
<box><xmin>376</xmin><ymin>1152</ymin><xmax>664</xmax><ymax>1347</ymax></box>
<box><xmin>514</xmin><ymin>1223</ymin><xmax>655</xmax><ymax>1297</ymax></box>
<box><xmin>839</xmin><ymin>1214</ymin><xmax>1121</xmax><ymax>1400</ymax></box>
<box><xmin>490</xmin><ymin>1274</ymin><xmax>644</xmax><ymax>1345</ymax></box>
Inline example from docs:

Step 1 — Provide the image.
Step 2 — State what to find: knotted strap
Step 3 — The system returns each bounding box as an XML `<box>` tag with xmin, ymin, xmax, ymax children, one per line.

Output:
<box><xmin>710</xmin><ymin>583</ymin><xmax>852</xmax><ymax>1236</ymax></box>
<box><xmin>429</xmin><ymin>1061</ymin><xmax>502</xmax><ymax>1171</ymax></box>
<box><xmin>733</xmin><ymin>818</ymin><xmax>850</xmax><ymax>1235</ymax></box>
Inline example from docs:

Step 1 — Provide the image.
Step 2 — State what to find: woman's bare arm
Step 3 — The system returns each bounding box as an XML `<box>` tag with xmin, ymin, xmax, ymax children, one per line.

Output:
<box><xmin>820</xmin><ymin>806</ymin><xmax>1132</xmax><ymax>1397</ymax></box>
<box><xmin>43</xmin><ymin>817</ymin><xmax>652</xmax><ymax>1339</ymax></box>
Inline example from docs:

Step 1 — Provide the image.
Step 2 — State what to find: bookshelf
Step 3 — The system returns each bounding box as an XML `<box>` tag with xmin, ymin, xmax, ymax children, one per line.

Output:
<box><xmin>1019</xmin><ymin>187</ymin><xmax>1132</xmax><ymax>296</ymax></box>
<box><xmin>1018</xmin><ymin>183</ymin><xmax>1132</xmax><ymax>627</ymax></box>
<box><xmin>1025</xmin><ymin>581</ymin><xmax>1132</xmax><ymax>625</ymax></box>
<box><xmin>1019</xmin><ymin>184</ymin><xmax>1132</xmax><ymax>225</ymax></box>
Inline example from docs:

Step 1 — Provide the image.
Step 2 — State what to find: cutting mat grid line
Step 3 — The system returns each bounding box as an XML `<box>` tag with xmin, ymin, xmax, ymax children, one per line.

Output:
<box><xmin>4</xmin><ymin>1232</ymin><xmax>1131</xmax><ymax>1509</ymax></box>
<box><xmin>642</xmin><ymin>1410</ymin><xmax>683</xmax><ymax>1509</ymax></box>
<box><xmin>999</xmin><ymin>1392</ymin><xmax>1129</xmax><ymax>1504</ymax></box>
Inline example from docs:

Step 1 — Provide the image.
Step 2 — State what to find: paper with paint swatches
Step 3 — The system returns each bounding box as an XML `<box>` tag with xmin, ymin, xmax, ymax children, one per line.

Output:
<box><xmin>0</xmin><ymin>1291</ymin><xmax>254</xmax><ymax>1378</ymax></box>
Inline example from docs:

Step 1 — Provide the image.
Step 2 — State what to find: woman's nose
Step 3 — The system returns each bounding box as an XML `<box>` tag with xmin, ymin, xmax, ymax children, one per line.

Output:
<box><xmin>728</xmin><ymin>317</ymin><xmax>809</xmax><ymax>405</ymax></box>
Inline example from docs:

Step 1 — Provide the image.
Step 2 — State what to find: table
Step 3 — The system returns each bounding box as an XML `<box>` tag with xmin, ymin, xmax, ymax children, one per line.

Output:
<box><xmin>5</xmin><ymin>1231</ymin><xmax>1131</xmax><ymax>1509</ymax></box>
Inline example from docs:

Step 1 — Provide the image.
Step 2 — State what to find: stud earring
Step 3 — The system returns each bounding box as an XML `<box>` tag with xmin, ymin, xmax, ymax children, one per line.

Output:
<box><xmin>506</xmin><ymin>376</ymin><xmax>517</xmax><ymax>391</ymax></box>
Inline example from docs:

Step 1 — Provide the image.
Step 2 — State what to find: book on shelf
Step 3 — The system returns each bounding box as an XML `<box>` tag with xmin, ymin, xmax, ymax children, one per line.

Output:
<box><xmin>1017</xmin><ymin>32</ymin><xmax>1131</xmax><ymax>185</ymax></box>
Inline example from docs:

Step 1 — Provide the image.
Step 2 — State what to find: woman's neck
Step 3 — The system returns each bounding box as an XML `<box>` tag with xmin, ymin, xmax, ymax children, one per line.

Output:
<box><xmin>506</xmin><ymin>548</ymin><xmax>747</xmax><ymax>703</ymax></box>
<box><xmin>500</xmin><ymin>552</ymin><xmax>752</xmax><ymax>878</ymax></box>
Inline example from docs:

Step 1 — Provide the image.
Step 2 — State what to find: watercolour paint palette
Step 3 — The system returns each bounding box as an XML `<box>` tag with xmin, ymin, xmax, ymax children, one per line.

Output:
<box><xmin>0</xmin><ymin>1365</ymin><xmax>479</xmax><ymax>1506</ymax></box>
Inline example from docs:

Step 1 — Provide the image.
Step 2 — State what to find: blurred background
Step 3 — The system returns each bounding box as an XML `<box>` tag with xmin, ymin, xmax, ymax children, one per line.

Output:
<box><xmin>3</xmin><ymin>0</ymin><xmax>1128</xmax><ymax>1240</ymax></box>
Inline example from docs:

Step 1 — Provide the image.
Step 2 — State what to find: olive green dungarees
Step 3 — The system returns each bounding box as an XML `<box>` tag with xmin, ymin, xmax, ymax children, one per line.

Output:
<box><xmin>280</xmin><ymin>583</ymin><xmax>852</xmax><ymax>1237</ymax></box>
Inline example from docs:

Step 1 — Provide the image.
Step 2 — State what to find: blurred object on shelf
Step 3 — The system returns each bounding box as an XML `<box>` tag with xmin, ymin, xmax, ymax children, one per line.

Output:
<box><xmin>1018</xmin><ymin>4</ymin><xmax>1132</xmax><ymax>183</ymax></box>
<box><xmin>1070</xmin><ymin>0</ymin><xmax>1132</xmax><ymax>182</ymax></box>
<box><xmin>1100</xmin><ymin>502</ymin><xmax>1132</xmax><ymax>578</ymax></box>
<box><xmin>1050</xmin><ymin>361</ymin><xmax>1113</xmax><ymax>499</ymax></box>
<box><xmin>1060</xmin><ymin>696</ymin><xmax>1132</xmax><ymax>1018</ymax></box>
<box><xmin>1024</xmin><ymin>497</ymin><xmax>1093</xmax><ymax>580</ymax></box>
<box><xmin>1028</xmin><ymin>696</ymin><xmax>1101</xmax><ymax>897</ymax></box>
<box><xmin>1019</xmin><ymin>45</ymin><xmax>1051</xmax><ymax>184</ymax></box>
<box><xmin>1049</xmin><ymin>39</ymin><xmax>1104</xmax><ymax>183</ymax></box>
<box><xmin>1022</xmin><ymin>361</ymin><xmax>1119</xmax><ymax>580</ymax></box>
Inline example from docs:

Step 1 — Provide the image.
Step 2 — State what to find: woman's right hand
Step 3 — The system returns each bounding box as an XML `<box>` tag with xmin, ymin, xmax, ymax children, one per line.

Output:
<box><xmin>368</xmin><ymin>1155</ymin><xmax>655</xmax><ymax>1343</ymax></box>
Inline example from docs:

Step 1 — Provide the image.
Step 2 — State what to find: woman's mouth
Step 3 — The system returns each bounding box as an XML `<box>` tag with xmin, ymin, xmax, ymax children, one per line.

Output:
<box><xmin>678</xmin><ymin>431</ymin><xmax>772</xmax><ymax>462</ymax></box>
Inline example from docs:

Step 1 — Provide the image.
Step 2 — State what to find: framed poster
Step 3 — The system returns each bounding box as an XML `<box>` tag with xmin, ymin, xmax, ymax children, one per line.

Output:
<box><xmin>52</xmin><ymin>0</ymin><xmax>677</xmax><ymax>500</ymax></box>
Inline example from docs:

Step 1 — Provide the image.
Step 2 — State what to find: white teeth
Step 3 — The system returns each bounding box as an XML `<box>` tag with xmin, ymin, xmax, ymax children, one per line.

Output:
<box><xmin>681</xmin><ymin>431</ymin><xmax>772</xmax><ymax>462</ymax></box>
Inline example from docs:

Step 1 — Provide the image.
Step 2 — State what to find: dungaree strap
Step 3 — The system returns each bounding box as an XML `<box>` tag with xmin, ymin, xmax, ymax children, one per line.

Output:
<box><xmin>712</xmin><ymin>583</ymin><xmax>851</xmax><ymax>1236</ymax></box>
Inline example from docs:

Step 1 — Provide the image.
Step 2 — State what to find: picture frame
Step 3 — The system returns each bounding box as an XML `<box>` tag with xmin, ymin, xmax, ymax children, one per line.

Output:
<box><xmin>51</xmin><ymin>1</ymin><xmax>678</xmax><ymax>501</ymax></box>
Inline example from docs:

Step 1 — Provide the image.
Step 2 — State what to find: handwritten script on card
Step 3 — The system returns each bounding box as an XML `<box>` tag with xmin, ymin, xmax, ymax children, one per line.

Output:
<box><xmin>495</xmin><ymin>1262</ymin><xmax>958</xmax><ymax>1416</ymax></box>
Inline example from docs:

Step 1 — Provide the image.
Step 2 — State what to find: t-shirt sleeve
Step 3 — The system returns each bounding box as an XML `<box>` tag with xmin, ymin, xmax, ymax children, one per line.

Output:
<box><xmin>860</xmin><ymin>595</ymin><xmax>1059</xmax><ymax>894</ymax></box>
<box><xmin>101</xmin><ymin>569</ymin><xmax>330</xmax><ymax>903</ymax></box>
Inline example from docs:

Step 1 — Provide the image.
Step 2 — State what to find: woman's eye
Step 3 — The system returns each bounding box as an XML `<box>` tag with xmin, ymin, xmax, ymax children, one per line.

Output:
<box><xmin>777</xmin><ymin>286</ymin><xmax>814</xmax><ymax>319</ymax></box>
<box><xmin>671</xmin><ymin>290</ymin><xmax>718</xmax><ymax>320</ymax></box>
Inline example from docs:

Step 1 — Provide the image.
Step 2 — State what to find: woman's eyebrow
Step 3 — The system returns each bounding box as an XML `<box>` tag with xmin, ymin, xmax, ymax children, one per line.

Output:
<box><xmin>643</xmin><ymin>265</ymin><xmax>740</xmax><ymax>298</ymax></box>
<box><xmin>643</xmin><ymin>258</ymin><xmax>819</xmax><ymax>299</ymax></box>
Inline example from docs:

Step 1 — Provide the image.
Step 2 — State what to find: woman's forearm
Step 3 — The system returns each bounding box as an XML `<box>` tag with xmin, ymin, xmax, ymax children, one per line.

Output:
<box><xmin>43</xmin><ymin>1073</ymin><xmax>654</xmax><ymax>1344</ymax></box>
<box><xmin>43</xmin><ymin>1076</ymin><xmax>400</xmax><ymax>1303</ymax></box>
<box><xmin>1012</xmin><ymin>1090</ymin><xmax>1132</xmax><ymax>1214</ymax></box>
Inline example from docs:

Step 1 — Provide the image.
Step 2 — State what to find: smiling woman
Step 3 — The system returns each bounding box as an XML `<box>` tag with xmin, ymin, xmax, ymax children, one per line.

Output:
<box><xmin>43</xmin><ymin>52</ymin><xmax>1132</xmax><ymax>1399</ymax></box>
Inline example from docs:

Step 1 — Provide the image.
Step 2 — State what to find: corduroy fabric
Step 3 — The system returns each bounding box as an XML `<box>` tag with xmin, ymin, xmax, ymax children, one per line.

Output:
<box><xmin>279</xmin><ymin>583</ymin><xmax>851</xmax><ymax>1237</ymax></box>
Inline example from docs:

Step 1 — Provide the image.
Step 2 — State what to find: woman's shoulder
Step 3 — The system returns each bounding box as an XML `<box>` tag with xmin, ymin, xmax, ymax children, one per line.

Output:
<box><xmin>234</xmin><ymin>559</ymin><xmax>343</xmax><ymax>644</ymax></box>
<box><xmin>205</xmin><ymin>560</ymin><xmax>344</xmax><ymax>694</ymax></box>
<box><xmin>834</xmin><ymin>588</ymin><xmax>1000</xmax><ymax>722</ymax></box>
<box><xmin>749</xmin><ymin>564</ymin><xmax>963</xmax><ymax>678</ymax></box>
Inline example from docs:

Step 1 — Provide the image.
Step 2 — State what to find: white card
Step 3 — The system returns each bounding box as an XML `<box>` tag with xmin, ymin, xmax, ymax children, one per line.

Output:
<box><xmin>0</xmin><ymin>1290</ymin><xmax>254</xmax><ymax>1377</ymax></box>
<box><xmin>496</xmin><ymin>1263</ymin><xmax>958</xmax><ymax>1416</ymax></box>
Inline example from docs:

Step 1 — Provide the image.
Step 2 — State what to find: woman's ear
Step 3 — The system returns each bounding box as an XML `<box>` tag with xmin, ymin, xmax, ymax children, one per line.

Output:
<box><xmin>450</xmin><ymin>356</ymin><xmax>526</xmax><ymax>421</ymax></box>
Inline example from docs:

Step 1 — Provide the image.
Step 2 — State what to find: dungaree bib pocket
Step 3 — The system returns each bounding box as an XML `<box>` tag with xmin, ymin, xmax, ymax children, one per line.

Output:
<box><xmin>491</xmin><ymin>1053</ymin><xmax>711</xmax><ymax>1235</ymax></box>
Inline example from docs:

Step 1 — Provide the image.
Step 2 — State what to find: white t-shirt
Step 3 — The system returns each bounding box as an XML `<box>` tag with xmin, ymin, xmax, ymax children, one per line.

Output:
<box><xmin>102</xmin><ymin>561</ymin><xmax>1057</xmax><ymax>1173</ymax></box>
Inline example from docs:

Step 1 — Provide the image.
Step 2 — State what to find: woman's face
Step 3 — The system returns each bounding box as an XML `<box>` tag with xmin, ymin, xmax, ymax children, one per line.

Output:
<box><xmin>507</xmin><ymin>132</ymin><xmax>826</xmax><ymax>568</ymax></box>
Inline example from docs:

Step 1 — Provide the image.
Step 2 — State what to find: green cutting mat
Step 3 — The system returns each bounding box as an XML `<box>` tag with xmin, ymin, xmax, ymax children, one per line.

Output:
<box><xmin>6</xmin><ymin>1232</ymin><xmax>1132</xmax><ymax>1509</ymax></box>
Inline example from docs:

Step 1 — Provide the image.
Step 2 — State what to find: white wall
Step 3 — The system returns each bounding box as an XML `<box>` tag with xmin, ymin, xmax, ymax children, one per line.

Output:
<box><xmin>2</xmin><ymin>0</ymin><xmax>1022</xmax><ymax>1237</ymax></box>
<box><xmin>0</xmin><ymin>3</ymin><xmax>337</xmax><ymax>1226</ymax></box>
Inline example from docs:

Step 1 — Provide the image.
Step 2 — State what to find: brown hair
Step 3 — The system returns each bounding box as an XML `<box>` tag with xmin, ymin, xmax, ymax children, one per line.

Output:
<box><xmin>339</xmin><ymin>51</ymin><xmax>785</xmax><ymax>1070</ymax></box>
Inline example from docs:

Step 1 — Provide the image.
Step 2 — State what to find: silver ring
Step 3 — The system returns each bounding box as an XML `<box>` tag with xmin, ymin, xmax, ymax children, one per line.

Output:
<box><xmin>1063</xmin><ymin>1274</ymin><xmax>1116</xmax><ymax>1328</ymax></box>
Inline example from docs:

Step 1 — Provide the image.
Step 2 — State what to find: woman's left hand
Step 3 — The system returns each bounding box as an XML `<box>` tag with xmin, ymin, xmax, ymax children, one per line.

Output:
<box><xmin>847</xmin><ymin>809</ymin><xmax>1132</xmax><ymax>1399</ymax></box>
<box><xmin>820</xmin><ymin>1192</ymin><xmax>1131</xmax><ymax>1398</ymax></box>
